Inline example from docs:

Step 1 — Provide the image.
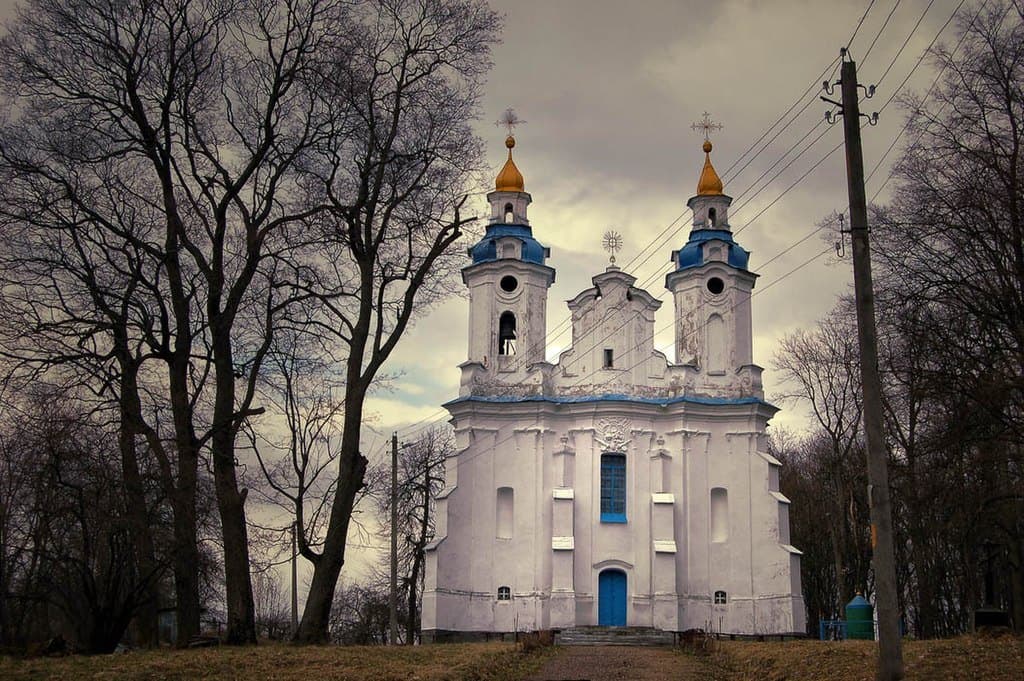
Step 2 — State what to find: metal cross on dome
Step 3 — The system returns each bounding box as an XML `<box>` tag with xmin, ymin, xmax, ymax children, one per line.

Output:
<box><xmin>496</xmin><ymin>108</ymin><xmax>526</xmax><ymax>136</ymax></box>
<box><xmin>602</xmin><ymin>230</ymin><xmax>623</xmax><ymax>266</ymax></box>
<box><xmin>691</xmin><ymin>111</ymin><xmax>723</xmax><ymax>141</ymax></box>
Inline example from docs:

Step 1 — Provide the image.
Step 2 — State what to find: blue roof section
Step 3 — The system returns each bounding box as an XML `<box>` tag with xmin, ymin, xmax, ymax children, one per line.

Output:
<box><xmin>469</xmin><ymin>224</ymin><xmax>548</xmax><ymax>265</ymax></box>
<box><xmin>675</xmin><ymin>229</ymin><xmax>750</xmax><ymax>271</ymax></box>
<box><xmin>445</xmin><ymin>393</ymin><xmax>775</xmax><ymax>409</ymax></box>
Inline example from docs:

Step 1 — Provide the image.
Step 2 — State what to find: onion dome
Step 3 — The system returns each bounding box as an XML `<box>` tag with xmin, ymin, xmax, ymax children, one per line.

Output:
<box><xmin>696</xmin><ymin>140</ymin><xmax>724</xmax><ymax>195</ymax></box>
<box><xmin>495</xmin><ymin>135</ymin><xmax>525</xmax><ymax>192</ymax></box>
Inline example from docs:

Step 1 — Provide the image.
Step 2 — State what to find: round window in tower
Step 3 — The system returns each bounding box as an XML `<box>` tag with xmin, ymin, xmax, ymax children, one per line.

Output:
<box><xmin>707</xmin><ymin>277</ymin><xmax>725</xmax><ymax>295</ymax></box>
<box><xmin>500</xmin><ymin>275</ymin><xmax>519</xmax><ymax>293</ymax></box>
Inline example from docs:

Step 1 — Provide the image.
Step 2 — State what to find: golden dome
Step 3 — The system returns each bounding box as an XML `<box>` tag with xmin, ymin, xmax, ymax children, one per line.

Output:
<box><xmin>495</xmin><ymin>135</ymin><xmax>525</xmax><ymax>192</ymax></box>
<box><xmin>697</xmin><ymin>140</ymin><xmax>724</xmax><ymax>196</ymax></box>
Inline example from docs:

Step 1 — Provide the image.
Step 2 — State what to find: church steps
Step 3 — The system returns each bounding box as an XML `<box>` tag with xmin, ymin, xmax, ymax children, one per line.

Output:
<box><xmin>555</xmin><ymin>626</ymin><xmax>676</xmax><ymax>647</ymax></box>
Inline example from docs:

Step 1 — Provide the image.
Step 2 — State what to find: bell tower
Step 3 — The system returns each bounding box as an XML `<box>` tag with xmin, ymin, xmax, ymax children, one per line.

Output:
<box><xmin>462</xmin><ymin>123</ymin><xmax>554</xmax><ymax>379</ymax></box>
<box><xmin>666</xmin><ymin>119</ymin><xmax>758</xmax><ymax>395</ymax></box>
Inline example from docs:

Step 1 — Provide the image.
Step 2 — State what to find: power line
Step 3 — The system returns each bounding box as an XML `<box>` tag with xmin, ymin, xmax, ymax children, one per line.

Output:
<box><xmin>396</xmin><ymin>210</ymin><xmax>836</xmax><ymax>445</ymax></box>
<box><xmin>542</xmin><ymin>206</ymin><xmax>835</xmax><ymax>398</ymax></box>
<box><xmin>401</xmin><ymin>135</ymin><xmax>839</xmax><ymax>444</ymax></box>
<box><xmin>529</xmin><ymin>210</ymin><xmax>690</xmax><ymax>369</ymax></box>
<box><xmin>866</xmin><ymin>0</ymin><xmax>979</xmax><ymax>199</ymax></box>
<box><xmin>847</xmin><ymin>0</ymin><xmax>879</xmax><ymax>54</ymax></box>
<box><xmin>876</xmin><ymin>0</ymin><xmax>939</xmax><ymax>87</ymax></box>
<box><xmin>861</xmin><ymin>0</ymin><xmax>904</xmax><ymax>69</ymax></box>
<box><xmin>730</xmin><ymin>120</ymin><xmax>834</xmax><ymax>214</ymax></box>
<box><xmin>723</xmin><ymin>96</ymin><xmax>822</xmax><ymax>187</ymax></box>
<box><xmin>569</xmin><ymin>245</ymin><xmax>833</xmax><ymax>393</ymax></box>
<box><xmin>721</xmin><ymin>57</ymin><xmax>840</xmax><ymax>183</ymax></box>
<box><xmin>734</xmin><ymin>137</ymin><xmax>847</xmax><ymax>236</ymax></box>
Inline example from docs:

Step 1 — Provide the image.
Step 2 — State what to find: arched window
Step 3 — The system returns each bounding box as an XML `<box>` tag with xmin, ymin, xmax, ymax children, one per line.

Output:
<box><xmin>496</xmin><ymin>487</ymin><xmax>514</xmax><ymax>539</ymax></box>
<box><xmin>498</xmin><ymin>312</ymin><xmax>516</xmax><ymax>355</ymax></box>
<box><xmin>600</xmin><ymin>453</ymin><xmax>626</xmax><ymax>523</ymax></box>
<box><xmin>504</xmin><ymin>203</ymin><xmax>514</xmax><ymax>223</ymax></box>
<box><xmin>708</xmin><ymin>207</ymin><xmax>717</xmax><ymax>228</ymax></box>
<box><xmin>714</xmin><ymin>590</ymin><xmax>727</xmax><ymax>605</ymax></box>
<box><xmin>711</xmin><ymin>487</ymin><xmax>728</xmax><ymax>542</ymax></box>
<box><xmin>497</xmin><ymin>586</ymin><xmax>511</xmax><ymax>601</ymax></box>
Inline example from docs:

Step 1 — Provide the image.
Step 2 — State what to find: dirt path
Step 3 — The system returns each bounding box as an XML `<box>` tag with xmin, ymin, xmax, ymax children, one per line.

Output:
<box><xmin>522</xmin><ymin>645</ymin><xmax>725</xmax><ymax>681</ymax></box>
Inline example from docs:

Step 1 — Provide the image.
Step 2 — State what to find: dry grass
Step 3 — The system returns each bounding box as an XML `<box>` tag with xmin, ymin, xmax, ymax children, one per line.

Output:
<box><xmin>0</xmin><ymin>641</ymin><xmax>554</xmax><ymax>681</ymax></box>
<box><xmin>715</xmin><ymin>634</ymin><xmax>1024</xmax><ymax>681</ymax></box>
<box><xmin>3</xmin><ymin>635</ymin><xmax>1022</xmax><ymax>681</ymax></box>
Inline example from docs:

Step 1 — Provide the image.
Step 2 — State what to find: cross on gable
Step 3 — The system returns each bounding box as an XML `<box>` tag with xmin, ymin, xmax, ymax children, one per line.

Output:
<box><xmin>691</xmin><ymin>112</ymin><xmax>723</xmax><ymax>141</ymax></box>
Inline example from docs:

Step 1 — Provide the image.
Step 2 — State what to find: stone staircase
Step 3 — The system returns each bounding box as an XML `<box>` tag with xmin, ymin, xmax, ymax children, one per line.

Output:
<box><xmin>555</xmin><ymin>626</ymin><xmax>676</xmax><ymax>646</ymax></box>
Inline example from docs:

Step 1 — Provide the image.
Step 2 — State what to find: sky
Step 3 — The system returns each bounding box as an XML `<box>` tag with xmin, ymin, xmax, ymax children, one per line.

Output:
<box><xmin>0</xmin><ymin>0</ymin><xmax>974</xmax><ymax>587</ymax></box>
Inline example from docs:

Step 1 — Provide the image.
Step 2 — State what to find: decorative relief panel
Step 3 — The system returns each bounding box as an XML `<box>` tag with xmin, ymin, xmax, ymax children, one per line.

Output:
<box><xmin>595</xmin><ymin>417</ymin><xmax>631</xmax><ymax>452</ymax></box>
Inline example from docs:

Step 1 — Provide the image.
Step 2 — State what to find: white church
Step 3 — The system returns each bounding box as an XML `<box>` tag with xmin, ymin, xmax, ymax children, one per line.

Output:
<box><xmin>421</xmin><ymin>124</ymin><xmax>806</xmax><ymax>640</ymax></box>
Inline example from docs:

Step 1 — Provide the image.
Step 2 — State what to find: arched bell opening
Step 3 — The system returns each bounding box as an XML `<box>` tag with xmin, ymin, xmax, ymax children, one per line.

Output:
<box><xmin>498</xmin><ymin>311</ymin><xmax>517</xmax><ymax>355</ymax></box>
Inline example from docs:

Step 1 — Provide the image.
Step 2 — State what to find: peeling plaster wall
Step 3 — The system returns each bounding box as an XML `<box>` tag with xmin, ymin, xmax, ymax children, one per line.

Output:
<box><xmin>423</xmin><ymin>399</ymin><xmax>805</xmax><ymax>636</ymax></box>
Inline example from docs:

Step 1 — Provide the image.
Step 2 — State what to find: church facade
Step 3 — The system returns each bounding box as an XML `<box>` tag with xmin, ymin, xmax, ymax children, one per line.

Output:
<box><xmin>421</xmin><ymin>130</ymin><xmax>805</xmax><ymax>640</ymax></box>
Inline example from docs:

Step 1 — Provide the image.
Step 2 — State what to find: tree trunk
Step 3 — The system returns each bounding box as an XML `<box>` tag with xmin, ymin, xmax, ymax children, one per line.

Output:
<box><xmin>212</xmin><ymin>441</ymin><xmax>256</xmax><ymax>645</ymax></box>
<box><xmin>296</xmin><ymin>294</ymin><xmax>376</xmax><ymax>645</ymax></box>
<box><xmin>0</xmin><ymin>504</ymin><xmax>9</xmax><ymax>647</ymax></box>
<box><xmin>171</xmin><ymin>480</ymin><xmax>201</xmax><ymax>645</ymax></box>
<box><xmin>831</xmin><ymin>534</ymin><xmax>845</xmax><ymax>616</ymax></box>
<box><xmin>210</xmin><ymin>328</ymin><xmax>257</xmax><ymax>645</ymax></box>
<box><xmin>296</xmin><ymin>415</ymin><xmax>369</xmax><ymax>643</ymax></box>
<box><xmin>168</xmin><ymin>348</ymin><xmax>202</xmax><ymax>646</ymax></box>
<box><xmin>117</xmin><ymin>362</ymin><xmax>160</xmax><ymax>647</ymax></box>
<box><xmin>118</xmin><ymin>421</ymin><xmax>159</xmax><ymax>647</ymax></box>
<box><xmin>1008</xmin><ymin>524</ymin><xmax>1024</xmax><ymax>632</ymax></box>
<box><xmin>158</xmin><ymin>162</ymin><xmax>203</xmax><ymax>647</ymax></box>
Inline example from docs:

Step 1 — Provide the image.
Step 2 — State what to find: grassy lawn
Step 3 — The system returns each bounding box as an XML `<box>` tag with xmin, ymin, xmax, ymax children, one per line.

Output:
<box><xmin>714</xmin><ymin>635</ymin><xmax>1024</xmax><ymax>680</ymax></box>
<box><xmin>0</xmin><ymin>642</ymin><xmax>553</xmax><ymax>681</ymax></box>
<box><xmin>2</xmin><ymin>635</ymin><xmax>1022</xmax><ymax>680</ymax></box>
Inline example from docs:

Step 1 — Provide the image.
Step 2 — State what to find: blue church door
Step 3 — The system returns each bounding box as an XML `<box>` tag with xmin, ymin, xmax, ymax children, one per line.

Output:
<box><xmin>598</xmin><ymin>569</ymin><xmax>627</xmax><ymax>626</ymax></box>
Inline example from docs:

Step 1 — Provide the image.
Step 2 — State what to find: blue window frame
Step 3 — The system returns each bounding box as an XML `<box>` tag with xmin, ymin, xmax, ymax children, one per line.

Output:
<box><xmin>601</xmin><ymin>453</ymin><xmax>627</xmax><ymax>523</ymax></box>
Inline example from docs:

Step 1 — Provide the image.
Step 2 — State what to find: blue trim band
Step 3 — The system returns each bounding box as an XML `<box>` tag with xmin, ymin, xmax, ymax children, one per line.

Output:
<box><xmin>444</xmin><ymin>393</ymin><xmax>774</xmax><ymax>409</ymax></box>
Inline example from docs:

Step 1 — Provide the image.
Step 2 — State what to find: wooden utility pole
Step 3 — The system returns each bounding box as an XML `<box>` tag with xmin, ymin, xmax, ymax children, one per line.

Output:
<box><xmin>834</xmin><ymin>55</ymin><xmax>905</xmax><ymax>680</ymax></box>
<box><xmin>291</xmin><ymin>521</ymin><xmax>298</xmax><ymax>637</ymax></box>
<box><xmin>389</xmin><ymin>432</ymin><xmax>399</xmax><ymax>645</ymax></box>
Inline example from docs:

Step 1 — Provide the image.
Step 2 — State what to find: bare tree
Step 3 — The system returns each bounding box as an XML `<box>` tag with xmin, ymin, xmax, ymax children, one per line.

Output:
<box><xmin>287</xmin><ymin>0</ymin><xmax>500</xmax><ymax>642</ymax></box>
<box><xmin>245</xmin><ymin>329</ymin><xmax>347</xmax><ymax>563</ymax></box>
<box><xmin>771</xmin><ymin>429</ymin><xmax>840</xmax><ymax>635</ymax></box>
<box><xmin>251</xmin><ymin>569</ymin><xmax>290</xmax><ymax>640</ymax></box>
<box><xmin>0</xmin><ymin>116</ymin><xmax>175</xmax><ymax>645</ymax></box>
<box><xmin>328</xmin><ymin>580</ymin><xmax>390</xmax><ymax>645</ymax></box>
<box><xmin>0</xmin><ymin>390</ymin><xmax>169</xmax><ymax>653</ymax></box>
<box><xmin>874</xmin><ymin>0</ymin><xmax>1024</xmax><ymax>440</ymax></box>
<box><xmin>774</xmin><ymin>302</ymin><xmax>871</xmax><ymax>613</ymax></box>
<box><xmin>0</xmin><ymin>0</ymin><xmax>500</xmax><ymax>647</ymax></box>
<box><xmin>369</xmin><ymin>426</ymin><xmax>450</xmax><ymax>643</ymax></box>
<box><xmin>870</xmin><ymin>0</ymin><xmax>1024</xmax><ymax>631</ymax></box>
